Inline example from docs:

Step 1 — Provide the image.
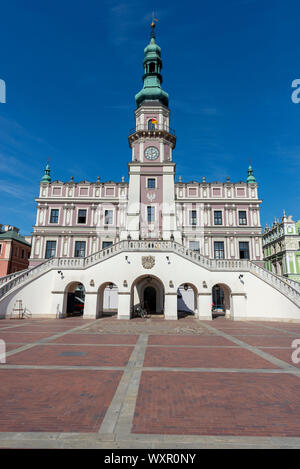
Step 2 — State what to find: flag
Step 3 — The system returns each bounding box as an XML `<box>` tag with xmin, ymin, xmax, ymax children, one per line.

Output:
<box><xmin>151</xmin><ymin>118</ymin><xmax>158</xmax><ymax>124</ymax></box>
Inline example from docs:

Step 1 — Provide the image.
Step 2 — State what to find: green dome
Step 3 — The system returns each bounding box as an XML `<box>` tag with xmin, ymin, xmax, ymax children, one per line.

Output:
<box><xmin>247</xmin><ymin>164</ymin><xmax>256</xmax><ymax>184</ymax></box>
<box><xmin>41</xmin><ymin>162</ymin><xmax>51</xmax><ymax>183</ymax></box>
<box><xmin>135</xmin><ymin>29</ymin><xmax>169</xmax><ymax>108</ymax></box>
<box><xmin>144</xmin><ymin>38</ymin><xmax>161</xmax><ymax>56</ymax></box>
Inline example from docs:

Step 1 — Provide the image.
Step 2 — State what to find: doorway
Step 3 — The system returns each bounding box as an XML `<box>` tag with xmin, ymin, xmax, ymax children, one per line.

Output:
<box><xmin>144</xmin><ymin>286</ymin><xmax>157</xmax><ymax>313</ymax></box>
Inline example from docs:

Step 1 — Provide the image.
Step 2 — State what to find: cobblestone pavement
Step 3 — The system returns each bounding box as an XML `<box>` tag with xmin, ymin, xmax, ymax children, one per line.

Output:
<box><xmin>1</xmin><ymin>316</ymin><xmax>300</xmax><ymax>448</ymax></box>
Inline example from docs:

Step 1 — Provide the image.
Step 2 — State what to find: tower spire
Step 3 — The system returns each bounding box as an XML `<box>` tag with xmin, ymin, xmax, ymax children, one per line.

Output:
<box><xmin>41</xmin><ymin>159</ymin><xmax>51</xmax><ymax>183</ymax></box>
<box><xmin>135</xmin><ymin>20</ymin><xmax>169</xmax><ymax>108</ymax></box>
<box><xmin>246</xmin><ymin>161</ymin><xmax>256</xmax><ymax>184</ymax></box>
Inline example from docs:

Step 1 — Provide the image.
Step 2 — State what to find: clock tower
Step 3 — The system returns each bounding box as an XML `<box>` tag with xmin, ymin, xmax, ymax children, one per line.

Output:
<box><xmin>122</xmin><ymin>23</ymin><xmax>181</xmax><ymax>242</ymax></box>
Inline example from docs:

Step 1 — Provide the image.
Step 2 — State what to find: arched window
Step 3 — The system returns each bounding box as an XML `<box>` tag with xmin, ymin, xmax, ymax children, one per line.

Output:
<box><xmin>148</xmin><ymin>119</ymin><xmax>156</xmax><ymax>130</ymax></box>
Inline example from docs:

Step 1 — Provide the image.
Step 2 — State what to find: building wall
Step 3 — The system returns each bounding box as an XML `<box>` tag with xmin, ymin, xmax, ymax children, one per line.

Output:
<box><xmin>263</xmin><ymin>216</ymin><xmax>300</xmax><ymax>282</ymax></box>
<box><xmin>0</xmin><ymin>239</ymin><xmax>31</xmax><ymax>277</ymax></box>
<box><xmin>2</xmin><ymin>250</ymin><xmax>299</xmax><ymax>320</ymax></box>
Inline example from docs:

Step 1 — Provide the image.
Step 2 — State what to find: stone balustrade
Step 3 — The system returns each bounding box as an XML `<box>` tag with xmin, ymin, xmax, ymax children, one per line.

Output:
<box><xmin>0</xmin><ymin>240</ymin><xmax>299</xmax><ymax>307</ymax></box>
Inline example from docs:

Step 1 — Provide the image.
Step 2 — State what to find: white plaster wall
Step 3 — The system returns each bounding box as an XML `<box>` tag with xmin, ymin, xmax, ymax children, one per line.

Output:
<box><xmin>0</xmin><ymin>251</ymin><xmax>299</xmax><ymax>321</ymax></box>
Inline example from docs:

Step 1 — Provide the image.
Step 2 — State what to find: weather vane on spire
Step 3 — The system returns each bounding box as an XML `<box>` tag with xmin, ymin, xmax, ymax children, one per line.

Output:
<box><xmin>151</xmin><ymin>12</ymin><xmax>158</xmax><ymax>37</ymax></box>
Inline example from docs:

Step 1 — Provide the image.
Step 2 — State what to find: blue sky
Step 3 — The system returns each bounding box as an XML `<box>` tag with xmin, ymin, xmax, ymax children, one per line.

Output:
<box><xmin>0</xmin><ymin>0</ymin><xmax>299</xmax><ymax>234</ymax></box>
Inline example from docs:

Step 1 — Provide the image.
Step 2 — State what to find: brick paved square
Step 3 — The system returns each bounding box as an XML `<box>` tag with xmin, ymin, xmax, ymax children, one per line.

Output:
<box><xmin>7</xmin><ymin>344</ymin><xmax>134</xmax><ymax>367</ymax></box>
<box><xmin>132</xmin><ymin>371</ymin><xmax>300</xmax><ymax>436</ymax></box>
<box><xmin>259</xmin><ymin>348</ymin><xmax>300</xmax><ymax>367</ymax></box>
<box><xmin>143</xmin><ymin>346</ymin><xmax>277</xmax><ymax>369</ymax></box>
<box><xmin>16</xmin><ymin>325</ymin><xmax>78</xmax><ymax>333</ymax></box>
<box><xmin>0</xmin><ymin>369</ymin><xmax>122</xmax><ymax>432</ymax></box>
<box><xmin>234</xmin><ymin>335</ymin><xmax>298</xmax><ymax>348</ymax></box>
<box><xmin>51</xmin><ymin>333</ymin><xmax>139</xmax><ymax>345</ymax></box>
<box><xmin>0</xmin><ymin>331</ymin><xmax>55</xmax><ymax>343</ymax></box>
<box><xmin>221</xmin><ymin>328</ymin><xmax>291</xmax><ymax>336</ymax></box>
<box><xmin>148</xmin><ymin>335</ymin><xmax>235</xmax><ymax>347</ymax></box>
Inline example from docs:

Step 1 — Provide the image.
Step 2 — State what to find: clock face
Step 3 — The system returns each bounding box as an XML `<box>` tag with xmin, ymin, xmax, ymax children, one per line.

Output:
<box><xmin>145</xmin><ymin>146</ymin><xmax>159</xmax><ymax>160</ymax></box>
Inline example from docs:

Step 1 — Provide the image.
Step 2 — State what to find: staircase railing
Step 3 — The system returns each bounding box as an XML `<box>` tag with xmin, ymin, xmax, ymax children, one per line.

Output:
<box><xmin>0</xmin><ymin>240</ymin><xmax>299</xmax><ymax>307</ymax></box>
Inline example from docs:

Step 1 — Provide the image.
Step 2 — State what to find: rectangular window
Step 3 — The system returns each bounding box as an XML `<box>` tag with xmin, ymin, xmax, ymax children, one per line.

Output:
<box><xmin>0</xmin><ymin>244</ymin><xmax>2</xmax><ymax>255</ymax></box>
<box><xmin>102</xmin><ymin>241</ymin><xmax>113</xmax><ymax>249</ymax></box>
<box><xmin>104</xmin><ymin>210</ymin><xmax>113</xmax><ymax>225</ymax></box>
<box><xmin>74</xmin><ymin>241</ymin><xmax>86</xmax><ymax>258</ymax></box>
<box><xmin>147</xmin><ymin>206</ymin><xmax>155</xmax><ymax>223</ymax></box>
<box><xmin>50</xmin><ymin>209</ymin><xmax>59</xmax><ymax>224</ymax></box>
<box><xmin>21</xmin><ymin>249</ymin><xmax>24</xmax><ymax>259</ymax></box>
<box><xmin>214</xmin><ymin>241</ymin><xmax>225</xmax><ymax>259</ymax></box>
<box><xmin>147</xmin><ymin>178</ymin><xmax>156</xmax><ymax>189</ymax></box>
<box><xmin>239</xmin><ymin>241</ymin><xmax>249</xmax><ymax>259</ymax></box>
<box><xmin>189</xmin><ymin>241</ymin><xmax>200</xmax><ymax>252</ymax></box>
<box><xmin>214</xmin><ymin>211</ymin><xmax>222</xmax><ymax>225</ymax></box>
<box><xmin>45</xmin><ymin>241</ymin><xmax>56</xmax><ymax>259</ymax></box>
<box><xmin>77</xmin><ymin>209</ymin><xmax>87</xmax><ymax>224</ymax></box>
<box><xmin>189</xmin><ymin>210</ymin><xmax>197</xmax><ymax>225</ymax></box>
<box><xmin>239</xmin><ymin>211</ymin><xmax>247</xmax><ymax>225</ymax></box>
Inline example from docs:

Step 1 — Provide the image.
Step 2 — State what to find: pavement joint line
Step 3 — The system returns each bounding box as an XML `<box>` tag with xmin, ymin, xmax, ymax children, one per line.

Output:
<box><xmin>0</xmin><ymin>364</ymin><xmax>125</xmax><ymax>371</ymax></box>
<box><xmin>0</xmin><ymin>432</ymin><xmax>300</xmax><ymax>449</ymax></box>
<box><xmin>101</xmin><ymin>334</ymin><xmax>148</xmax><ymax>437</ymax></box>
<box><xmin>257</xmin><ymin>323</ymin><xmax>300</xmax><ymax>337</ymax></box>
<box><xmin>141</xmin><ymin>367</ymin><xmax>300</xmax><ymax>374</ymax></box>
<box><xmin>2</xmin><ymin>320</ymin><xmax>99</xmax><ymax>359</ymax></box>
<box><xmin>0</xmin><ymin>364</ymin><xmax>295</xmax><ymax>373</ymax></box>
<box><xmin>0</xmin><ymin>342</ymin><xmax>137</xmax><ymax>347</ymax></box>
<box><xmin>0</xmin><ymin>364</ymin><xmax>299</xmax><ymax>374</ymax></box>
<box><xmin>200</xmin><ymin>322</ymin><xmax>300</xmax><ymax>374</ymax></box>
<box><xmin>0</xmin><ymin>322</ymin><xmax>44</xmax><ymax>331</ymax></box>
<box><xmin>0</xmin><ymin>342</ymin><xmax>242</xmax><ymax>349</ymax></box>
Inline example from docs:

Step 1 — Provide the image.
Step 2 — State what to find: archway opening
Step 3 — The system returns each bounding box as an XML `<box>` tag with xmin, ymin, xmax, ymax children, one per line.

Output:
<box><xmin>131</xmin><ymin>275</ymin><xmax>165</xmax><ymax>317</ymax></box>
<box><xmin>65</xmin><ymin>282</ymin><xmax>85</xmax><ymax>317</ymax></box>
<box><xmin>97</xmin><ymin>282</ymin><xmax>118</xmax><ymax>318</ymax></box>
<box><xmin>177</xmin><ymin>283</ymin><xmax>198</xmax><ymax>318</ymax></box>
<box><xmin>144</xmin><ymin>286</ymin><xmax>156</xmax><ymax>313</ymax></box>
<box><xmin>212</xmin><ymin>283</ymin><xmax>231</xmax><ymax>319</ymax></box>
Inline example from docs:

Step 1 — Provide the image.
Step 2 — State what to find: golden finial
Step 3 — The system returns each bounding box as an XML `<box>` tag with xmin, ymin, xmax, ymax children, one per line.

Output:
<box><xmin>151</xmin><ymin>12</ymin><xmax>158</xmax><ymax>30</ymax></box>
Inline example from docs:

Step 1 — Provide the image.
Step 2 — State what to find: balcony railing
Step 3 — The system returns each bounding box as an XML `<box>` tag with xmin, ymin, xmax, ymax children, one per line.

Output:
<box><xmin>129</xmin><ymin>125</ymin><xmax>176</xmax><ymax>137</ymax></box>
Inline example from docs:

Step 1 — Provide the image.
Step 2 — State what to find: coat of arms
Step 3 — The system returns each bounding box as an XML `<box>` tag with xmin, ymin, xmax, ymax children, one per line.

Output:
<box><xmin>142</xmin><ymin>256</ymin><xmax>155</xmax><ymax>269</ymax></box>
<box><xmin>147</xmin><ymin>191</ymin><xmax>156</xmax><ymax>202</ymax></box>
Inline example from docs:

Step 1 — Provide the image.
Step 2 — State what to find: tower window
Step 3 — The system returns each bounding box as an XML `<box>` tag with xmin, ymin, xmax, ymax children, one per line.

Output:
<box><xmin>149</xmin><ymin>62</ymin><xmax>155</xmax><ymax>73</ymax></box>
<box><xmin>147</xmin><ymin>206</ymin><xmax>155</xmax><ymax>223</ymax></box>
<box><xmin>147</xmin><ymin>178</ymin><xmax>156</xmax><ymax>189</ymax></box>
<box><xmin>148</xmin><ymin>119</ymin><xmax>156</xmax><ymax>130</ymax></box>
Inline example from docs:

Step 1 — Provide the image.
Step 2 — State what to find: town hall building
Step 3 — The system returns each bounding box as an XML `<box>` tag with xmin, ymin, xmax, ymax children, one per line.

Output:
<box><xmin>0</xmin><ymin>24</ymin><xmax>299</xmax><ymax>321</ymax></box>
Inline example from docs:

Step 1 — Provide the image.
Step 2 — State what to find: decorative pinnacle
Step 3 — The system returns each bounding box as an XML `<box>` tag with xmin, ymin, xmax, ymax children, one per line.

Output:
<box><xmin>41</xmin><ymin>159</ymin><xmax>51</xmax><ymax>183</ymax></box>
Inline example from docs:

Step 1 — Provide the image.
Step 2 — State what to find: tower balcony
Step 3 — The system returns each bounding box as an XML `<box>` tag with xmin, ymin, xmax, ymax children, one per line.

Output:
<box><xmin>128</xmin><ymin>125</ymin><xmax>176</xmax><ymax>148</ymax></box>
